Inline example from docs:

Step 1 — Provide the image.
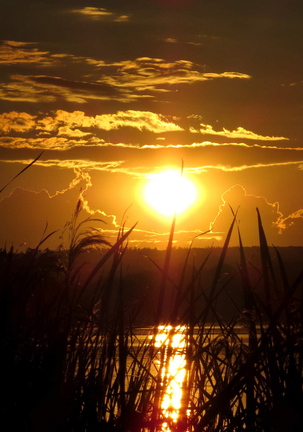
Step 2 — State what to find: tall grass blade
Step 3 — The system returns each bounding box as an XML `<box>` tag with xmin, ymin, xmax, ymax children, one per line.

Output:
<box><xmin>155</xmin><ymin>213</ymin><xmax>176</xmax><ymax>326</ymax></box>
<box><xmin>202</xmin><ymin>210</ymin><xmax>237</xmax><ymax>325</ymax></box>
<box><xmin>256</xmin><ymin>207</ymin><xmax>278</xmax><ymax>310</ymax></box>
<box><xmin>0</xmin><ymin>151</ymin><xmax>44</xmax><ymax>194</ymax></box>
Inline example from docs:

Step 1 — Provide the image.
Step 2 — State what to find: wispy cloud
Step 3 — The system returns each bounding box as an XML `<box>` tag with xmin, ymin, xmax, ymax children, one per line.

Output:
<box><xmin>71</xmin><ymin>7</ymin><xmax>130</xmax><ymax>22</ymax></box>
<box><xmin>0</xmin><ymin>41</ymin><xmax>251</xmax><ymax>103</ymax></box>
<box><xmin>0</xmin><ymin>74</ymin><xmax>136</xmax><ymax>103</ymax></box>
<box><xmin>0</xmin><ymin>136</ymin><xmax>90</xmax><ymax>150</ymax></box>
<box><xmin>71</xmin><ymin>7</ymin><xmax>112</xmax><ymax>18</ymax></box>
<box><xmin>188</xmin><ymin>160</ymin><xmax>303</xmax><ymax>174</ymax></box>
<box><xmin>97</xmin><ymin>57</ymin><xmax>251</xmax><ymax>93</ymax></box>
<box><xmin>194</xmin><ymin>123</ymin><xmax>288</xmax><ymax>141</ymax></box>
<box><xmin>57</xmin><ymin>127</ymin><xmax>92</xmax><ymax>138</ymax></box>
<box><xmin>275</xmin><ymin>209</ymin><xmax>303</xmax><ymax>231</ymax></box>
<box><xmin>0</xmin><ymin>40</ymin><xmax>53</xmax><ymax>66</ymax></box>
<box><xmin>0</xmin><ymin>40</ymin><xmax>99</xmax><ymax>68</ymax></box>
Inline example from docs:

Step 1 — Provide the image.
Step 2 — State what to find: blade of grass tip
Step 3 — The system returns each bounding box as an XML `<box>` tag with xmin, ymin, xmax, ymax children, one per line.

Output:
<box><xmin>235</xmin><ymin>216</ymin><xmax>257</xmax><ymax>341</ymax></box>
<box><xmin>237</xmin><ymin>224</ymin><xmax>255</xmax><ymax>313</ymax></box>
<box><xmin>170</xmin><ymin>239</ymin><xmax>194</xmax><ymax>324</ymax></box>
<box><xmin>17</xmin><ymin>221</ymin><xmax>59</xmax><ymax>309</ymax></box>
<box><xmin>203</xmin><ymin>210</ymin><xmax>237</xmax><ymax>325</ymax></box>
<box><xmin>178</xmin><ymin>248</ymin><xmax>212</xmax><ymax>325</ymax></box>
<box><xmin>140</xmin><ymin>253</ymin><xmax>178</xmax><ymax>293</ymax></box>
<box><xmin>273</xmin><ymin>246</ymin><xmax>289</xmax><ymax>295</ymax></box>
<box><xmin>76</xmin><ymin>221</ymin><xmax>138</xmax><ymax>304</ymax></box>
<box><xmin>0</xmin><ymin>151</ymin><xmax>44</xmax><ymax>194</ymax></box>
<box><xmin>155</xmin><ymin>213</ymin><xmax>176</xmax><ymax>326</ymax></box>
<box><xmin>256</xmin><ymin>207</ymin><xmax>278</xmax><ymax>306</ymax></box>
<box><xmin>235</xmin><ymin>222</ymin><xmax>256</xmax><ymax>431</ymax></box>
<box><xmin>170</xmin><ymin>230</ymin><xmax>211</xmax><ymax>324</ymax></box>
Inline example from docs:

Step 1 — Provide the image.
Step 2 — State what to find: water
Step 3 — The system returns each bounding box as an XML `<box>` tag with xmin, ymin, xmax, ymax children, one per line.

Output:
<box><xmin>77</xmin><ymin>324</ymin><xmax>253</xmax><ymax>430</ymax></box>
<box><xmin>130</xmin><ymin>324</ymin><xmax>253</xmax><ymax>431</ymax></box>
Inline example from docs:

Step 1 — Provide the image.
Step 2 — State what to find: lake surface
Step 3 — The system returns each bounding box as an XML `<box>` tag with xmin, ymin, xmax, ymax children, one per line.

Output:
<box><xmin>127</xmin><ymin>324</ymin><xmax>252</xmax><ymax>431</ymax></box>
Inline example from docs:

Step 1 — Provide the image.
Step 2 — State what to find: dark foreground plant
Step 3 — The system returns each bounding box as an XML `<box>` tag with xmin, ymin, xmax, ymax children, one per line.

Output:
<box><xmin>1</xmin><ymin>196</ymin><xmax>303</xmax><ymax>431</ymax></box>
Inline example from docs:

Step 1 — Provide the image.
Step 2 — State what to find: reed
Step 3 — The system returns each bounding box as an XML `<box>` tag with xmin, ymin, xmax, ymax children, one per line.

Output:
<box><xmin>1</xmin><ymin>157</ymin><xmax>303</xmax><ymax>431</ymax></box>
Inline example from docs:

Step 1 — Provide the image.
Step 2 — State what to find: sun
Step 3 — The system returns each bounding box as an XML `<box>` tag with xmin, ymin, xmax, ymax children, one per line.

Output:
<box><xmin>145</xmin><ymin>170</ymin><xmax>197</xmax><ymax>216</ymax></box>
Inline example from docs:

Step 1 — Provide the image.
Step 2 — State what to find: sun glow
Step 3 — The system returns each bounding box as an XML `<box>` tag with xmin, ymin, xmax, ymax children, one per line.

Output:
<box><xmin>145</xmin><ymin>170</ymin><xmax>196</xmax><ymax>216</ymax></box>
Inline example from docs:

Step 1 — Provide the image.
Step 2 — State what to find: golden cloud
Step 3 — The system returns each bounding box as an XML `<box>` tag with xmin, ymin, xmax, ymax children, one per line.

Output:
<box><xmin>97</xmin><ymin>58</ymin><xmax>251</xmax><ymax>93</ymax></box>
<box><xmin>57</xmin><ymin>127</ymin><xmax>93</xmax><ymax>138</ymax></box>
<box><xmin>0</xmin><ymin>40</ymin><xmax>52</xmax><ymax>65</ymax></box>
<box><xmin>0</xmin><ymin>42</ymin><xmax>252</xmax><ymax>103</ymax></box>
<box><xmin>0</xmin><ymin>111</ymin><xmax>37</xmax><ymax>133</ymax></box>
<box><xmin>71</xmin><ymin>7</ymin><xmax>129</xmax><ymax>22</ymax></box>
<box><xmin>71</xmin><ymin>7</ymin><xmax>112</xmax><ymax>17</ymax></box>
<box><xmin>94</xmin><ymin>110</ymin><xmax>183</xmax><ymax>133</ymax></box>
<box><xmin>0</xmin><ymin>74</ymin><xmax>138</xmax><ymax>103</ymax></box>
<box><xmin>203</xmin><ymin>72</ymin><xmax>251</xmax><ymax>79</ymax></box>
<box><xmin>114</xmin><ymin>15</ymin><xmax>130</xmax><ymax>22</ymax></box>
<box><xmin>0</xmin><ymin>110</ymin><xmax>182</xmax><ymax>136</ymax></box>
<box><xmin>197</xmin><ymin>123</ymin><xmax>289</xmax><ymax>141</ymax></box>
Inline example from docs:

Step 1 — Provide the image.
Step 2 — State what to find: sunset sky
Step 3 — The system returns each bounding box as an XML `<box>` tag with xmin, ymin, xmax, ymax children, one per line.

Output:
<box><xmin>1</xmin><ymin>0</ymin><xmax>303</xmax><ymax>250</ymax></box>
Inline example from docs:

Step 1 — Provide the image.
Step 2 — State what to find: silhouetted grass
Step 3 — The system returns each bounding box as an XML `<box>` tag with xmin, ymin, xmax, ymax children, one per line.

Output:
<box><xmin>1</xmin><ymin>162</ymin><xmax>303</xmax><ymax>431</ymax></box>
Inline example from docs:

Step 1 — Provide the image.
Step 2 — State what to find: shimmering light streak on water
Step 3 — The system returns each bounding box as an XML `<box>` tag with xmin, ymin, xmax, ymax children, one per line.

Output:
<box><xmin>155</xmin><ymin>325</ymin><xmax>187</xmax><ymax>431</ymax></box>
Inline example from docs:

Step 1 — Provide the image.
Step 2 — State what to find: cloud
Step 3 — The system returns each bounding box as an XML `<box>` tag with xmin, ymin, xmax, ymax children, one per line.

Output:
<box><xmin>196</xmin><ymin>123</ymin><xmax>289</xmax><ymax>141</ymax></box>
<box><xmin>188</xmin><ymin>161</ymin><xmax>303</xmax><ymax>174</ymax></box>
<box><xmin>275</xmin><ymin>209</ymin><xmax>303</xmax><ymax>232</ymax></box>
<box><xmin>71</xmin><ymin>7</ymin><xmax>130</xmax><ymax>22</ymax></box>
<box><xmin>0</xmin><ymin>110</ymin><xmax>183</xmax><ymax>141</ymax></box>
<box><xmin>53</xmin><ymin>110</ymin><xmax>95</xmax><ymax>128</ymax></box>
<box><xmin>203</xmin><ymin>72</ymin><xmax>251</xmax><ymax>79</ymax></box>
<box><xmin>187</xmin><ymin>114</ymin><xmax>204</xmax><ymax>121</ymax></box>
<box><xmin>0</xmin><ymin>185</ymin><xmax>118</xmax><ymax>250</ymax></box>
<box><xmin>0</xmin><ymin>40</ymin><xmax>103</xmax><ymax>69</ymax></box>
<box><xmin>3</xmin><ymin>141</ymin><xmax>303</xmax><ymax>182</ymax></box>
<box><xmin>53</xmin><ymin>110</ymin><xmax>182</xmax><ymax>133</ymax></box>
<box><xmin>0</xmin><ymin>74</ymin><xmax>137</xmax><ymax>103</ymax></box>
<box><xmin>0</xmin><ymin>40</ymin><xmax>53</xmax><ymax>66</ymax></box>
<box><xmin>94</xmin><ymin>111</ymin><xmax>183</xmax><ymax>133</ymax></box>
<box><xmin>114</xmin><ymin>15</ymin><xmax>130</xmax><ymax>22</ymax></box>
<box><xmin>71</xmin><ymin>7</ymin><xmax>112</xmax><ymax>18</ymax></box>
<box><xmin>209</xmin><ymin>184</ymin><xmax>283</xmax><ymax>246</ymax></box>
<box><xmin>0</xmin><ymin>136</ymin><xmax>91</xmax><ymax>151</ymax></box>
<box><xmin>165</xmin><ymin>35</ymin><xmax>219</xmax><ymax>47</ymax></box>
<box><xmin>96</xmin><ymin>58</ymin><xmax>251</xmax><ymax>94</ymax></box>
<box><xmin>0</xmin><ymin>43</ymin><xmax>251</xmax><ymax>103</ymax></box>
<box><xmin>0</xmin><ymin>111</ymin><xmax>37</xmax><ymax>133</ymax></box>
<box><xmin>57</xmin><ymin>127</ymin><xmax>92</xmax><ymax>137</ymax></box>
<box><xmin>207</xmin><ymin>183</ymin><xmax>303</xmax><ymax>247</ymax></box>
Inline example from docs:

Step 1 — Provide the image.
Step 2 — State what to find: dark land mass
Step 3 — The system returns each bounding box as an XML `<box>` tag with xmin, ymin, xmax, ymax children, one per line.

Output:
<box><xmin>2</xmin><ymin>245</ymin><xmax>303</xmax><ymax>326</ymax></box>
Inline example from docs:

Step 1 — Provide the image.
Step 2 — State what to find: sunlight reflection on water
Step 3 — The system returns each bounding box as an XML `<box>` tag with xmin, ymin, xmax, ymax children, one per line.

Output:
<box><xmin>154</xmin><ymin>325</ymin><xmax>188</xmax><ymax>431</ymax></box>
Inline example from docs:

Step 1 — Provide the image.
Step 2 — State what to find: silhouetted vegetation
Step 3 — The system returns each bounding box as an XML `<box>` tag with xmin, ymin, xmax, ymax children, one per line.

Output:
<box><xmin>1</xmin><ymin>160</ymin><xmax>303</xmax><ymax>431</ymax></box>
<box><xmin>1</xmin><ymin>201</ymin><xmax>303</xmax><ymax>431</ymax></box>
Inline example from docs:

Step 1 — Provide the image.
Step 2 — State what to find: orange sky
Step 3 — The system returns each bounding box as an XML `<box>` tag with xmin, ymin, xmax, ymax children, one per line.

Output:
<box><xmin>1</xmin><ymin>1</ymin><xmax>303</xmax><ymax>249</ymax></box>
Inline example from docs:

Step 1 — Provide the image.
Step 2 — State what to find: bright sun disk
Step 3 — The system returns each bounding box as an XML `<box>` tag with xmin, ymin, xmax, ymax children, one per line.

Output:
<box><xmin>145</xmin><ymin>170</ymin><xmax>196</xmax><ymax>216</ymax></box>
